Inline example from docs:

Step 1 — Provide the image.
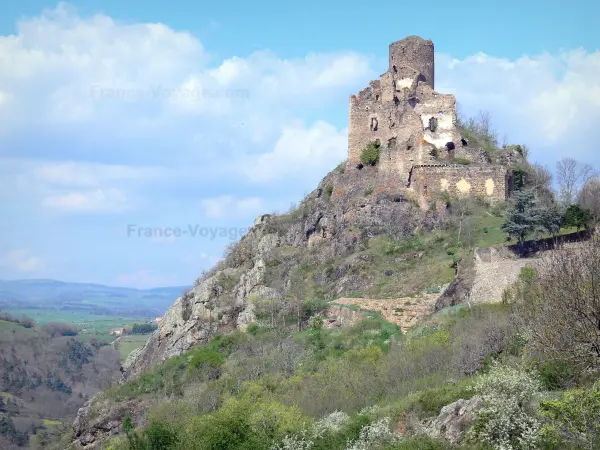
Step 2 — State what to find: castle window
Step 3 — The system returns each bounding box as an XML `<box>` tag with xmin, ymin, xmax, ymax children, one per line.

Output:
<box><xmin>461</xmin><ymin>138</ymin><xmax>468</xmax><ymax>146</ymax></box>
<box><xmin>446</xmin><ymin>141</ymin><xmax>455</xmax><ymax>151</ymax></box>
<box><xmin>393</xmin><ymin>96</ymin><xmax>399</xmax><ymax>105</ymax></box>
<box><xmin>429</xmin><ymin>117</ymin><xmax>438</xmax><ymax>132</ymax></box>
<box><xmin>370</xmin><ymin>118</ymin><xmax>378</xmax><ymax>132</ymax></box>
<box><xmin>375</xmin><ymin>94</ymin><xmax>380</xmax><ymax>101</ymax></box>
<box><xmin>393</xmin><ymin>65</ymin><xmax>397</xmax><ymax>73</ymax></box>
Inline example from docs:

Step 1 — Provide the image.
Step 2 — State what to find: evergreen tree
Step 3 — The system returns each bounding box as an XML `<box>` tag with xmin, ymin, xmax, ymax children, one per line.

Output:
<box><xmin>502</xmin><ymin>189</ymin><xmax>562</xmax><ymax>252</ymax></box>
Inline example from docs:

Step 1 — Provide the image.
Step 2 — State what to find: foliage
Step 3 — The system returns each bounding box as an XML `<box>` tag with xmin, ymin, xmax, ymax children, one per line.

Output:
<box><xmin>468</xmin><ymin>363</ymin><xmax>542</xmax><ymax>449</ymax></box>
<box><xmin>457</xmin><ymin>109</ymin><xmax>499</xmax><ymax>153</ymax></box>
<box><xmin>512</xmin><ymin>167</ymin><xmax>528</xmax><ymax>191</ymax></box>
<box><xmin>539</xmin><ymin>381</ymin><xmax>600</xmax><ymax>450</ymax></box>
<box><xmin>325</xmin><ymin>184</ymin><xmax>335</xmax><ymax>198</ymax></box>
<box><xmin>501</xmin><ymin>189</ymin><xmax>561</xmax><ymax>249</ymax></box>
<box><xmin>346</xmin><ymin>417</ymin><xmax>397</xmax><ymax>450</ymax></box>
<box><xmin>578</xmin><ymin>176</ymin><xmax>600</xmax><ymax>220</ymax></box>
<box><xmin>131</xmin><ymin>322</ymin><xmax>158</xmax><ymax>334</ymax></box>
<box><xmin>507</xmin><ymin>237</ymin><xmax>600</xmax><ymax>375</ymax></box>
<box><xmin>562</xmin><ymin>204</ymin><xmax>593</xmax><ymax>230</ymax></box>
<box><xmin>536</xmin><ymin>360</ymin><xmax>575</xmax><ymax>391</ymax></box>
<box><xmin>360</xmin><ymin>142</ymin><xmax>381</xmax><ymax>166</ymax></box>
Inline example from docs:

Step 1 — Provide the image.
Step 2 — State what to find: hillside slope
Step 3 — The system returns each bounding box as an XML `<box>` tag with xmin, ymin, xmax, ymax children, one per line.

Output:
<box><xmin>120</xmin><ymin>164</ymin><xmax>445</xmax><ymax>381</ymax></box>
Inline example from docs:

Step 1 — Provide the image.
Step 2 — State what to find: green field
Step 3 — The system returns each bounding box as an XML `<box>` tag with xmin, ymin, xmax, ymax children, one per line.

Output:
<box><xmin>4</xmin><ymin>309</ymin><xmax>147</xmax><ymax>333</ymax></box>
<box><xmin>113</xmin><ymin>334</ymin><xmax>150</xmax><ymax>362</ymax></box>
<box><xmin>0</xmin><ymin>319</ymin><xmax>37</xmax><ymax>338</ymax></box>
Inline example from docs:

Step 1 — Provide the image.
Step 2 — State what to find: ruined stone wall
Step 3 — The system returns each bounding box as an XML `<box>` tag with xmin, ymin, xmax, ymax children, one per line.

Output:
<box><xmin>348</xmin><ymin>36</ymin><xmax>463</xmax><ymax>186</ymax></box>
<box><xmin>410</xmin><ymin>165</ymin><xmax>508</xmax><ymax>201</ymax></box>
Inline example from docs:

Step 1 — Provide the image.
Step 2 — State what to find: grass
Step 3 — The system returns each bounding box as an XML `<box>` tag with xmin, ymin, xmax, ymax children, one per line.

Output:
<box><xmin>42</xmin><ymin>419</ymin><xmax>62</xmax><ymax>427</ymax></box>
<box><xmin>115</xmin><ymin>335</ymin><xmax>150</xmax><ymax>362</ymax></box>
<box><xmin>0</xmin><ymin>319</ymin><xmax>36</xmax><ymax>337</ymax></box>
<box><xmin>3</xmin><ymin>309</ymin><xmax>147</xmax><ymax>333</ymax></box>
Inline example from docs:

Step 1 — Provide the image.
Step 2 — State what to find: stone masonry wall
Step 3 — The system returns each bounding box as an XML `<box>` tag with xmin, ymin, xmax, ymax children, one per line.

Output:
<box><xmin>410</xmin><ymin>165</ymin><xmax>508</xmax><ymax>201</ymax></box>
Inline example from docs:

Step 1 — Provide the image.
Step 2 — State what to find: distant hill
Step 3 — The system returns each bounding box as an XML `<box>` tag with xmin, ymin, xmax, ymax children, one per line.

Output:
<box><xmin>0</xmin><ymin>279</ymin><xmax>190</xmax><ymax>318</ymax></box>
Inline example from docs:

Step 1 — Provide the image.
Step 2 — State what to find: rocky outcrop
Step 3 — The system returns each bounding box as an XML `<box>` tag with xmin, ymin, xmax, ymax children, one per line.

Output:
<box><xmin>423</xmin><ymin>395</ymin><xmax>483</xmax><ymax>443</ymax></box>
<box><xmin>72</xmin><ymin>398</ymin><xmax>144</xmax><ymax>448</ymax></box>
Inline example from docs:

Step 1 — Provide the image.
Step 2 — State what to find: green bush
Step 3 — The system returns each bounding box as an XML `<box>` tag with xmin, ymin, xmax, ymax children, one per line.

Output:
<box><xmin>188</xmin><ymin>348</ymin><xmax>225</xmax><ymax>371</ymax></box>
<box><xmin>538</xmin><ymin>360</ymin><xmax>574</xmax><ymax>390</ymax></box>
<box><xmin>360</xmin><ymin>142</ymin><xmax>381</xmax><ymax>166</ymax></box>
<box><xmin>540</xmin><ymin>381</ymin><xmax>600</xmax><ymax>449</ymax></box>
<box><xmin>144</xmin><ymin>422</ymin><xmax>179</xmax><ymax>449</ymax></box>
<box><xmin>325</xmin><ymin>184</ymin><xmax>334</xmax><ymax>198</ymax></box>
<box><xmin>246</xmin><ymin>323</ymin><xmax>260</xmax><ymax>335</ymax></box>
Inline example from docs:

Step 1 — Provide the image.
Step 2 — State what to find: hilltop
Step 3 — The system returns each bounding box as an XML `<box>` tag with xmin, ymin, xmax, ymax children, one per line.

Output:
<box><xmin>53</xmin><ymin>36</ymin><xmax>600</xmax><ymax>450</ymax></box>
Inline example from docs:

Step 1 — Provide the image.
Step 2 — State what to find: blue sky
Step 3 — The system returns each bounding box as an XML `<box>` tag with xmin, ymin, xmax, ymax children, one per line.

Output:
<box><xmin>0</xmin><ymin>1</ymin><xmax>599</xmax><ymax>288</ymax></box>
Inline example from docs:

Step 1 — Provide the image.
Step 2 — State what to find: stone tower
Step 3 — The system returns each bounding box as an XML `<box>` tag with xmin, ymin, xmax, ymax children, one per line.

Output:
<box><xmin>346</xmin><ymin>36</ymin><xmax>511</xmax><ymax>203</ymax></box>
<box><xmin>388</xmin><ymin>36</ymin><xmax>435</xmax><ymax>90</ymax></box>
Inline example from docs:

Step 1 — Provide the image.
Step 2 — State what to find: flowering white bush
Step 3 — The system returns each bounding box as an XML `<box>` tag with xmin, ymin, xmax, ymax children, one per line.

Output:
<box><xmin>346</xmin><ymin>417</ymin><xmax>397</xmax><ymax>450</ymax></box>
<box><xmin>468</xmin><ymin>363</ymin><xmax>542</xmax><ymax>449</ymax></box>
<box><xmin>313</xmin><ymin>411</ymin><xmax>351</xmax><ymax>437</ymax></box>
<box><xmin>273</xmin><ymin>431</ymin><xmax>314</xmax><ymax>450</ymax></box>
<box><xmin>274</xmin><ymin>412</ymin><xmax>397</xmax><ymax>450</ymax></box>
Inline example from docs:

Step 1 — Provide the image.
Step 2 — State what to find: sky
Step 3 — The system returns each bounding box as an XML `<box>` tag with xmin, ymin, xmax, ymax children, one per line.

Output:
<box><xmin>0</xmin><ymin>1</ymin><xmax>599</xmax><ymax>288</ymax></box>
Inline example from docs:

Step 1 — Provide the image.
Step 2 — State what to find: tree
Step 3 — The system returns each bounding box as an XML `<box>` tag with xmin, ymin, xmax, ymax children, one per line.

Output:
<box><xmin>20</xmin><ymin>315</ymin><xmax>35</xmax><ymax>329</ymax></box>
<box><xmin>509</xmin><ymin>238</ymin><xmax>600</xmax><ymax>373</ymax></box>
<box><xmin>563</xmin><ymin>204</ymin><xmax>593</xmax><ymax>230</ymax></box>
<box><xmin>556</xmin><ymin>157</ymin><xmax>594</xmax><ymax>205</ymax></box>
<box><xmin>578</xmin><ymin>176</ymin><xmax>600</xmax><ymax>221</ymax></box>
<box><xmin>502</xmin><ymin>189</ymin><xmax>561</xmax><ymax>251</ymax></box>
<box><xmin>529</xmin><ymin>163</ymin><xmax>555</xmax><ymax>205</ymax></box>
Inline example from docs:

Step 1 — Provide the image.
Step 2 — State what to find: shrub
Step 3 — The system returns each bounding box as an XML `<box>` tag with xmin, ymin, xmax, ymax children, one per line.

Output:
<box><xmin>539</xmin><ymin>381</ymin><xmax>600</xmax><ymax>449</ymax></box>
<box><xmin>537</xmin><ymin>360</ymin><xmax>574</xmax><ymax>390</ymax></box>
<box><xmin>467</xmin><ymin>363</ymin><xmax>542</xmax><ymax>449</ymax></box>
<box><xmin>346</xmin><ymin>417</ymin><xmax>397</xmax><ymax>450</ymax></box>
<box><xmin>325</xmin><ymin>184</ymin><xmax>334</xmax><ymax>198</ymax></box>
<box><xmin>364</xmin><ymin>185</ymin><xmax>374</xmax><ymax>196</ymax></box>
<box><xmin>360</xmin><ymin>142</ymin><xmax>381</xmax><ymax>166</ymax></box>
<box><xmin>188</xmin><ymin>348</ymin><xmax>225</xmax><ymax>371</ymax></box>
<box><xmin>144</xmin><ymin>421</ymin><xmax>180</xmax><ymax>449</ymax></box>
<box><xmin>246</xmin><ymin>323</ymin><xmax>260</xmax><ymax>335</ymax></box>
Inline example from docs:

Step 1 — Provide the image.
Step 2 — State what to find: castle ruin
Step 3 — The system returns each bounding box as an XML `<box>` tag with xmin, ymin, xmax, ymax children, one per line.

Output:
<box><xmin>348</xmin><ymin>36</ymin><xmax>513</xmax><ymax>203</ymax></box>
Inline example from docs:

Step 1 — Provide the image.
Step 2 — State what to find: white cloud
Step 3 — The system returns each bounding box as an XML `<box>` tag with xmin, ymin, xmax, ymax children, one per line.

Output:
<box><xmin>41</xmin><ymin>188</ymin><xmax>127</xmax><ymax>212</ymax></box>
<box><xmin>437</xmin><ymin>49</ymin><xmax>600</xmax><ymax>164</ymax></box>
<box><xmin>31</xmin><ymin>161</ymin><xmax>164</xmax><ymax>187</ymax></box>
<box><xmin>0</xmin><ymin>250</ymin><xmax>46</xmax><ymax>272</ymax></box>
<box><xmin>244</xmin><ymin>121</ymin><xmax>347</xmax><ymax>182</ymax></box>
<box><xmin>200</xmin><ymin>195</ymin><xmax>263</xmax><ymax>219</ymax></box>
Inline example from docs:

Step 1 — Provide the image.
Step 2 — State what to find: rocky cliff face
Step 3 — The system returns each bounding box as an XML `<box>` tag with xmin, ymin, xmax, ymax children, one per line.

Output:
<box><xmin>120</xmin><ymin>165</ymin><xmax>437</xmax><ymax>381</ymax></box>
